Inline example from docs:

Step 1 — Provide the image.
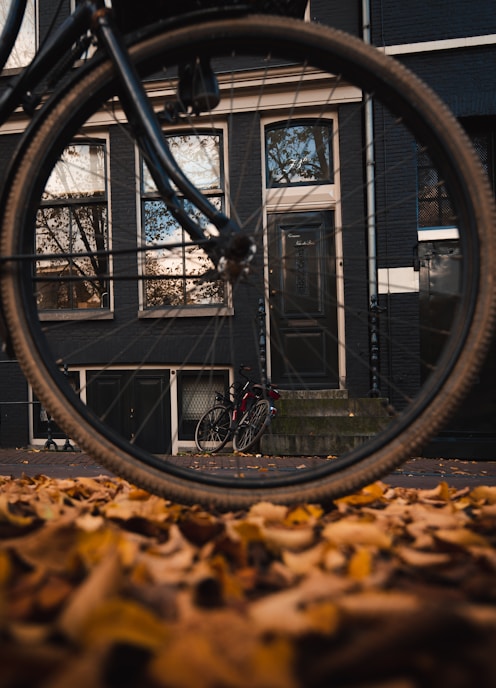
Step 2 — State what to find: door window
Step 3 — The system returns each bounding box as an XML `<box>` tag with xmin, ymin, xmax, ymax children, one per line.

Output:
<box><xmin>266</xmin><ymin>120</ymin><xmax>333</xmax><ymax>187</ymax></box>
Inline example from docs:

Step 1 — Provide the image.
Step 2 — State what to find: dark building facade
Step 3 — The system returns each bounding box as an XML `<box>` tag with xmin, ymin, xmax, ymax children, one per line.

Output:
<box><xmin>0</xmin><ymin>0</ymin><xmax>494</xmax><ymax>455</ymax></box>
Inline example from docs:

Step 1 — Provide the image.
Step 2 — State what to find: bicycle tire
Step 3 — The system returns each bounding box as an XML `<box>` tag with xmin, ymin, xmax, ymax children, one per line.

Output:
<box><xmin>233</xmin><ymin>399</ymin><xmax>271</xmax><ymax>453</ymax></box>
<box><xmin>195</xmin><ymin>405</ymin><xmax>231</xmax><ymax>453</ymax></box>
<box><xmin>1</xmin><ymin>16</ymin><xmax>495</xmax><ymax>509</ymax></box>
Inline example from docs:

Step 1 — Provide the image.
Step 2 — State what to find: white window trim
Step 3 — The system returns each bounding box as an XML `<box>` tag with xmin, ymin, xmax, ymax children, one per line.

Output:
<box><xmin>378</xmin><ymin>267</ymin><xmax>420</xmax><ymax>295</ymax></box>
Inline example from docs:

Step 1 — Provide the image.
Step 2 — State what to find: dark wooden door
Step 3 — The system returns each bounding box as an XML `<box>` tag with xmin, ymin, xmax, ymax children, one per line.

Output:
<box><xmin>268</xmin><ymin>211</ymin><xmax>339</xmax><ymax>388</ymax></box>
<box><xmin>86</xmin><ymin>369</ymin><xmax>171</xmax><ymax>453</ymax></box>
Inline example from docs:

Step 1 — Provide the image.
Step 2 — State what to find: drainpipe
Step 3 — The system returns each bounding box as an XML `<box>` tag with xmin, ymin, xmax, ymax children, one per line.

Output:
<box><xmin>362</xmin><ymin>0</ymin><xmax>381</xmax><ymax>396</ymax></box>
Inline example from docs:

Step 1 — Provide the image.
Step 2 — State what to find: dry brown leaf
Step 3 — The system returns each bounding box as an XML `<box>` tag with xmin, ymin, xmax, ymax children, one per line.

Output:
<box><xmin>322</xmin><ymin>518</ymin><xmax>392</xmax><ymax>549</ymax></box>
<box><xmin>4</xmin><ymin>520</ymin><xmax>81</xmax><ymax>573</ymax></box>
<box><xmin>78</xmin><ymin>596</ymin><xmax>170</xmax><ymax>650</ymax></box>
<box><xmin>248</xmin><ymin>501</ymin><xmax>288</xmax><ymax>522</ymax></box>
<box><xmin>249</xmin><ymin>572</ymin><xmax>349</xmax><ymax>635</ymax></box>
<box><xmin>417</xmin><ymin>481</ymin><xmax>452</xmax><ymax>502</ymax></box>
<box><xmin>1</xmin><ymin>473</ymin><xmax>496</xmax><ymax>688</ymax></box>
<box><xmin>282</xmin><ymin>542</ymin><xmax>326</xmax><ymax>574</ymax></box>
<box><xmin>471</xmin><ymin>486</ymin><xmax>496</xmax><ymax>504</ymax></box>
<box><xmin>433</xmin><ymin>527</ymin><xmax>490</xmax><ymax>549</ymax></box>
<box><xmin>334</xmin><ymin>482</ymin><xmax>386</xmax><ymax>508</ymax></box>
<box><xmin>0</xmin><ymin>493</ymin><xmax>37</xmax><ymax>528</ymax></box>
<box><xmin>396</xmin><ymin>546</ymin><xmax>452</xmax><ymax>567</ymax></box>
<box><xmin>57</xmin><ymin>548</ymin><xmax>122</xmax><ymax>641</ymax></box>
<box><xmin>262</xmin><ymin>524</ymin><xmax>315</xmax><ymax>551</ymax></box>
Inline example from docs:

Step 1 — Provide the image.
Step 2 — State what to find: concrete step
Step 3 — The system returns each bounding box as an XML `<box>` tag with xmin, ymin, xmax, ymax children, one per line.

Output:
<box><xmin>260</xmin><ymin>431</ymin><xmax>381</xmax><ymax>456</ymax></box>
<box><xmin>261</xmin><ymin>392</ymin><xmax>391</xmax><ymax>456</ymax></box>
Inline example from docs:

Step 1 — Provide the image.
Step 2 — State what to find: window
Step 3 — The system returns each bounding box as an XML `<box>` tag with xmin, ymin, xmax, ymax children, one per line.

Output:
<box><xmin>265</xmin><ymin>121</ymin><xmax>333</xmax><ymax>187</ymax></box>
<box><xmin>468</xmin><ymin>128</ymin><xmax>495</xmax><ymax>195</ymax></box>
<box><xmin>0</xmin><ymin>0</ymin><xmax>36</xmax><ymax>68</ymax></box>
<box><xmin>36</xmin><ymin>142</ymin><xmax>109</xmax><ymax>311</ymax></box>
<box><xmin>177</xmin><ymin>370</ymin><xmax>229</xmax><ymax>440</ymax></box>
<box><xmin>417</xmin><ymin>119</ymin><xmax>496</xmax><ymax>229</ymax></box>
<box><xmin>141</xmin><ymin>132</ymin><xmax>227</xmax><ymax>310</ymax></box>
<box><xmin>417</xmin><ymin>147</ymin><xmax>456</xmax><ymax>228</ymax></box>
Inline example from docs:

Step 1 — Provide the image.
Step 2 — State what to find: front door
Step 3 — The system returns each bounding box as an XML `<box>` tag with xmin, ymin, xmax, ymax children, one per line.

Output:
<box><xmin>268</xmin><ymin>211</ymin><xmax>339</xmax><ymax>388</ymax></box>
<box><xmin>86</xmin><ymin>369</ymin><xmax>171</xmax><ymax>453</ymax></box>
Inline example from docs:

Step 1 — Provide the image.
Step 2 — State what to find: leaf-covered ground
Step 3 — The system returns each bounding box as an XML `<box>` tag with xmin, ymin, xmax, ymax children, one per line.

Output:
<box><xmin>1</xmin><ymin>474</ymin><xmax>496</xmax><ymax>688</ymax></box>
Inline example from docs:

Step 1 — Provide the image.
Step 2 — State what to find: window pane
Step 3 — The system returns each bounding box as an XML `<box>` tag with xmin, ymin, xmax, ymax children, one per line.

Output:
<box><xmin>36</xmin><ymin>202</ymin><xmax>108</xmax><ymax>310</ymax></box>
<box><xmin>143</xmin><ymin>133</ymin><xmax>221</xmax><ymax>193</ymax></box>
<box><xmin>266</xmin><ymin>122</ymin><xmax>333</xmax><ymax>186</ymax></box>
<box><xmin>143</xmin><ymin>198</ymin><xmax>225</xmax><ymax>308</ymax></box>
<box><xmin>417</xmin><ymin>148</ymin><xmax>456</xmax><ymax>228</ymax></box>
<box><xmin>1</xmin><ymin>0</ymin><xmax>35</xmax><ymax>68</ymax></box>
<box><xmin>44</xmin><ymin>144</ymin><xmax>106</xmax><ymax>200</ymax></box>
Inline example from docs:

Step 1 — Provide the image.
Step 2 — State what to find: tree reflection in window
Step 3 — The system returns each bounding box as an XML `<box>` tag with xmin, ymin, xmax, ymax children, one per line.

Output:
<box><xmin>36</xmin><ymin>143</ymin><xmax>109</xmax><ymax>310</ymax></box>
<box><xmin>142</xmin><ymin>132</ymin><xmax>226</xmax><ymax>309</ymax></box>
<box><xmin>417</xmin><ymin>146</ymin><xmax>456</xmax><ymax>228</ymax></box>
<box><xmin>266</xmin><ymin>121</ymin><xmax>333</xmax><ymax>186</ymax></box>
<box><xmin>0</xmin><ymin>0</ymin><xmax>36</xmax><ymax>68</ymax></box>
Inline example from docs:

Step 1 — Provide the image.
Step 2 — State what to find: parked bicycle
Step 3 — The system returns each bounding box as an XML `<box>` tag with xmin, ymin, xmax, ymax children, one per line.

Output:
<box><xmin>0</xmin><ymin>1</ymin><xmax>495</xmax><ymax>509</ymax></box>
<box><xmin>195</xmin><ymin>365</ymin><xmax>280</xmax><ymax>454</ymax></box>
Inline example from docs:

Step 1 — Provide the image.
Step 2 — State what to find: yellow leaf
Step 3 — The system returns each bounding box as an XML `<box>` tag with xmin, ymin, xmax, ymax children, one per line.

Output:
<box><xmin>304</xmin><ymin>601</ymin><xmax>340</xmax><ymax>635</ymax></box>
<box><xmin>285</xmin><ymin>504</ymin><xmax>323</xmax><ymax>525</ymax></box>
<box><xmin>348</xmin><ymin>547</ymin><xmax>373</xmax><ymax>579</ymax></box>
<box><xmin>334</xmin><ymin>482</ymin><xmax>386</xmax><ymax>506</ymax></box>
<box><xmin>77</xmin><ymin>527</ymin><xmax>138</xmax><ymax>568</ymax></box>
<box><xmin>233</xmin><ymin>521</ymin><xmax>264</xmax><ymax>542</ymax></box>
<box><xmin>81</xmin><ymin>597</ymin><xmax>169</xmax><ymax>650</ymax></box>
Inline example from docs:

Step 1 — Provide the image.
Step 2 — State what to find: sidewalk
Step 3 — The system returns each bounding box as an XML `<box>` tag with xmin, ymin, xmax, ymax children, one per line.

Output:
<box><xmin>0</xmin><ymin>447</ymin><xmax>495</xmax><ymax>487</ymax></box>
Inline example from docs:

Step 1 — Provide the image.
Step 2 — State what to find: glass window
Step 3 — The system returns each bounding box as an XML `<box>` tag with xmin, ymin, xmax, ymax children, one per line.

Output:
<box><xmin>417</xmin><ymin>147</ymin><xmax>456</xmax><ymax>228</ymax></box>
<box><xmin>177</xmin><ymin>370</ymin><xmax>229</xmax><ymax>440</ymax></box>
<box><xmin>141</xmin><ymin>132</ymin><xmax>227</xmax><ymax>309</ymax></box>
<box><xmin>36</xmin><ymin>142</ymin><xmax>109</xmax><ymax>311</ymax></box>
<box><xmin>0</xmin><ymin>0</ymin><xmax>36</xmax><ymax>68</ymax></box>
<box><xmin>266</xmin><ymin>121</ymin><xmax>333</xmax><ymax>186</ymax></box>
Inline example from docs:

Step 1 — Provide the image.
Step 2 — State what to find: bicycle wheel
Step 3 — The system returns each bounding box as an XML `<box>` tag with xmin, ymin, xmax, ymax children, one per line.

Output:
<box><xmin>233</xmin><ymin>399</ymin><xmax>271</xmax><ymax>453</ymax></box>
<box><xmin>195</xmin><ymin>405</ymin><xmax>231</xmax><ymax>453</ymax></box>
<box><xmin>1</xmin><ymin>15</ymin><xmax>495</xmax><ymax>508</ymax></box>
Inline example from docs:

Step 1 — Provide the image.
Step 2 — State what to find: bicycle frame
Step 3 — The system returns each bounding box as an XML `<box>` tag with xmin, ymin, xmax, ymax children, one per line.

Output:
<box><xmin>220</xmin><ymin>366</ymin><xmax>280</xmax><ymax>427</ymax></box>
<box><xmin>0</xmin><ymin>0</ymin><xmax>249</xmax><ymax>279</ymax></box>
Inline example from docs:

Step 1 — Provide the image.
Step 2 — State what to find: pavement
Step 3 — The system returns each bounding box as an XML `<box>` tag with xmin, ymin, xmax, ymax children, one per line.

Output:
<box><xmin>0</xmin><ymin>447</ymin><xmax>495</xmax><ymax>489</ymax></box>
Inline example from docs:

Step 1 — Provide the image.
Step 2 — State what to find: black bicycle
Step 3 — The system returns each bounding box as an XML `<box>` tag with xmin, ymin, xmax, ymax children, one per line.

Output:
<box><xmin>195</xmin><ymin>365</ymin><xmax>280</xmax><ymax>453</ymax></box>
<box><xmin>0</xmin><ymin>1</ymin><xmax>495</xmax><ymax>508</ymax></box>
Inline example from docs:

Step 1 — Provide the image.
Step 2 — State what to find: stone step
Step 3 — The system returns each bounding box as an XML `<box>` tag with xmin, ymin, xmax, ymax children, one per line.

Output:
<box><xmin>260</xmin><ymin>432</ymin><xmax>379</xmax><ymax>457</ymax></box>
<box><xmin>276</xmin><ymin>396</ymin><xmax>390</xmax><ymax>418</ymax></box>
<box><xmin>260</xmin><ymin>393</ymin><xmax>391</xmax><ymax>456</ymax></box>
<box><xmin>272</xmin><ymin>415</ymin><xmax>389</xmax><ymax>435</ymax></box>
